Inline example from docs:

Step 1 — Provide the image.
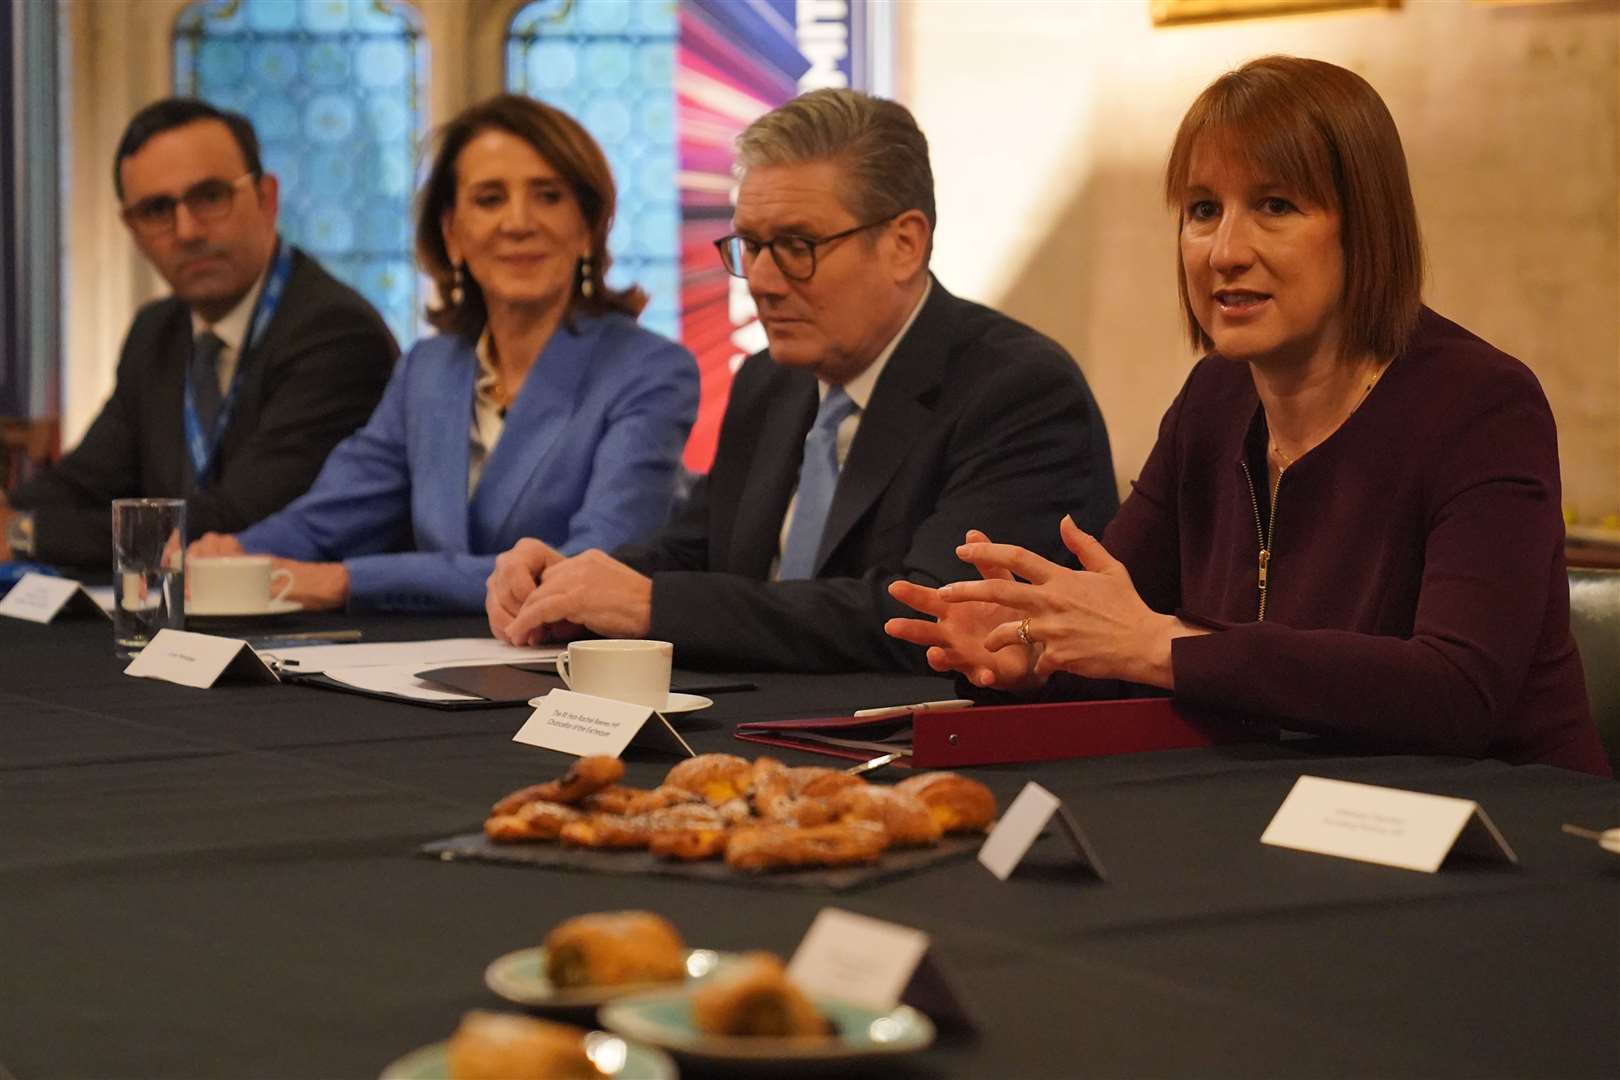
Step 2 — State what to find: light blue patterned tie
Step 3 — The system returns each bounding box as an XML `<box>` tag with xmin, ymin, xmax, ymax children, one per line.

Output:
<box><xmin>779</xmin><ymin>386</ymin><xmax>858</xmax><ymax>580</ymax></box>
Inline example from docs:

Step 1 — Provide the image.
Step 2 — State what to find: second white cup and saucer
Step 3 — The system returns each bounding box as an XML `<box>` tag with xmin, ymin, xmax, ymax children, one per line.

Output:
<box><xmin>186</xmin><ymin>556</ymin><xmax>303</xmax><ymax>619</ymax></box>
<box><xmin>529</xmin><ymin>639</ymin><xmax>713</xmax><ymax>715</ymax></box>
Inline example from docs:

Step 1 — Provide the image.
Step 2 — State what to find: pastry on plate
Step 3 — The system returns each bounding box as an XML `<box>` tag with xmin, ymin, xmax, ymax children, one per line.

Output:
<box><xmin>664</xmin><ymin>754</ymin><xmax>754</xmax><ymax>805</ymax></box>
<box><xmin>724</xmin><ymin>820</ymin><xmax>888</xmax><ymax>871</ymax></box>
<box><xmin>491</xmin><ymin>756</ymin><xmax>625</xmax><ymax>814</ymax></box>
<box><xmin>648</xmin><ymin>824</ymin><xmax>729</xmax><ymax>862</ymax></box>
<box><xmin>690</xmin><ymin>952</ymin><xmax>829</xmax><ymax>1038</ymax></box>
<box><xmin>895</xmin><ymin>772</ymin><xmax>997</xmax><ymax>833</ymax></box>
<box><xmin>831</xmin><ymin>785</ymin><xmax>943</xmax><ymax>847</ymax></box>
<box><xmin>584</xmin><ymin>784</ymin><xmax>701</xmax><ymax>816</ymax></box>
<box><xmin>788</xmin><ymin>766</ymin><xmax>867</xmax><ymax>799</ymax></box>
<box><xmin>446</xmin><ymin>1010</ymin><xmax>601</xmax><ymax>1079</ymax></box>
<box><xmin>543</xmin><ymin>911</ymin><xmax>687</xmax><ymax>988</ymax></box>
<box><xmin>484</xmin><ymin>800</ymin><xmax>583</xmax><ymax>842</ymax></box>
<box><xmin>559</xmin><ymin>814</ymin><xmax>653</xmax><ymax>850</ymax></box>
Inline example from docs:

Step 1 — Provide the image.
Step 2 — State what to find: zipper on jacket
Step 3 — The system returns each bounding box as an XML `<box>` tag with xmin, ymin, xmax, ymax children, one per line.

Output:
<box><xmin>1240</xmin><ymin>460</ymin><xmax>1283</xmax><ymax>621</ymax></box>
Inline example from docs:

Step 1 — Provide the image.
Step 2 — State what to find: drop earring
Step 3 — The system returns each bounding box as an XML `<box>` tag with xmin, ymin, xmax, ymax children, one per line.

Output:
<box><xmin>449</xmin><ymin>261</ymin><xmax>466</xmax><ymax>306</ymax></box>
<box><xmin>578</xmin><ymin>254</ymin><xmax>595</xmax><ymax>299</ymax></box>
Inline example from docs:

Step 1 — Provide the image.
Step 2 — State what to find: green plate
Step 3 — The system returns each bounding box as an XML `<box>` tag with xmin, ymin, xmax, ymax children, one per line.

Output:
<box><xmin>599</xmin><ymin>990</ymin><xmax>935</xmax><ymax>1066</ymax></box>
<box><xmin>379</xmin><ymin>1030</ymin><xmax>675</xmax><ymax>1080</ymax></box>
<box><xmin>484</xmin><ymin>946</ymin><xmax>736</xmax><ymax>1011</ymax></box>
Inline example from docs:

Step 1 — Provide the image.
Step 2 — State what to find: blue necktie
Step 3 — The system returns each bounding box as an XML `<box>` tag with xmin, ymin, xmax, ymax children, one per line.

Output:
<box><xmin>191</xmin><ymin>331</ymin><xmax>226</xmax><ymax>434</ymax></box>
<box><xmin>779</xmin><ymin>386</ymin><xmax>858</xmax><ymax>581</ymax></box>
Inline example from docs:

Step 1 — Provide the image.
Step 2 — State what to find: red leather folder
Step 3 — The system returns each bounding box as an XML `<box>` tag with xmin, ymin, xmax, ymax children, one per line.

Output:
<box><xmin>733</xmin><ymin>697</ymin><xmax>1261</xmax><ymax>768</ymax></box>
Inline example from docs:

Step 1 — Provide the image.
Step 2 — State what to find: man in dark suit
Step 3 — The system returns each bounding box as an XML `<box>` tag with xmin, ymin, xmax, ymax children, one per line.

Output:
<box><xmin>0</xmin><ymin>98</ymin><xmax>395</xmax><ymax>567</ymax></box>
<box><xmin>485</xmin><ymin>89</ymin><xmax>1116</xmax><ymax>672</ymax></box>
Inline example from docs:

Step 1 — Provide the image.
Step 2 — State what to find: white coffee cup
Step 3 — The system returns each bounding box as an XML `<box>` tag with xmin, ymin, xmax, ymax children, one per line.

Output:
<box><xmin>189</xmin><ymin>555</ymin><xmax>293</xmax><ymax>613</ymax></box>
<box><xmin>555</xmin><ymin>639</ymin><xmax>673</xmax><ymax>710</ymax></box>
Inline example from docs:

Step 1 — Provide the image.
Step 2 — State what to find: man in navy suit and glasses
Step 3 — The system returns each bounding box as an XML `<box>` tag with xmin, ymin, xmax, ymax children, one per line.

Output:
<box><xmin>485</xmin><ymin>88</ymin><xmax>1116</xmax><ymax>673</ymax></box>
<box><xmin>1</xmin><ymin>97</ymin><xmax>395</xmax><ymax>567</ymax></box>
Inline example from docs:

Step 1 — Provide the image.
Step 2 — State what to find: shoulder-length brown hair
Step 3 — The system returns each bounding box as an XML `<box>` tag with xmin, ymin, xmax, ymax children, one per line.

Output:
<box><xmin>1164</xmin><ymin>56</ymin><xmax>1424</xmax><ymax>361</ymax></box>
<box><xmin>415</xmin><ymin>94</ymin><xmax>646</xmax><ymax>339</ymax></box>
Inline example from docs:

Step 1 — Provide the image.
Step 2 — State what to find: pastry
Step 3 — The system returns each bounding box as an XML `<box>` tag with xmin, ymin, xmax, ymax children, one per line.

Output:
<box><xmin>559</xmin><ymin>814</ymin><xmax>653</xmax><ymax>850</ymax></box>
<box><xmin>446</xmin><ymin>1011</ymin><xmax>600</xmax><ymax>1079</ymax></box>
<box><xmin>484</xmin><ymin>800</ymin><xmax>582</xmax><ymax>842</ymax></box>
<box><xmin>896</xmin><ymin>772</ymin><xmax>997</xmax><ymax>833</ymax></box>
<box><xmin>491</xmin><ymin>756</ymin><xmax>625</xmax><ymax>814</ymax></box>
<box><xmin>788</xmin><ymin>766</ymin><xmax>867</xmax><ymax>799</ymax></box>
<box><xmin>690</xmin><ymin>953</ymin><xmax>829</xmax><ymax>1037</ymax></box>
<box><xmin>582</xmin><ymin>784</ymin><xmax>703</xmax><ymax>815</ymax></box>
<box><xmin>724</xmin><ymin>821</ymin><xmax>888</xmax><ymax>871</ymax></box>
<box><xmin>642</xmin><ymin>802</ymin><xmax>727</xmax><ymax>830</ymax></box>
<box><xmin>648</xmin><ymin>824</ymin><xmax>730</xmax><ymax>861</ymax></box>
<box><xmin>543</xmin><ymin>911</ymin><xmax>687</xmax><ymax>988</ymax></box>
<box><xmin>831</xmin><ymin>785</ymin><xmax>943</xmax><ymax>847</ymax></box>
<box><xmin>664</xmin><ymin>753</ymin><xmax>754</xmax><ymax>805</ymax></box>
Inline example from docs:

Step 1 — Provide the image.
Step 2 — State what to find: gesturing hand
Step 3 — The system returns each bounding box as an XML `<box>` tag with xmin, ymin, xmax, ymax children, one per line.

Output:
<box><xmin>937</xmin><ymin>516</ymin><xmax>1190</xmax><ymax>688</ymax></box>
<box><xmin>885</xmin><ymin>529</ymin><xmax>1047</xmax><ymax>691</ymax></box>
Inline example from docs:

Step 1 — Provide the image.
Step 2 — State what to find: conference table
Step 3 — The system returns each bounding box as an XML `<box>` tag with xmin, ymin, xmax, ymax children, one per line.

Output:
<box><xmin>2</xmin><ymin>610</ymin><xmax>1616</xmax><ymax>1079</ymax></box>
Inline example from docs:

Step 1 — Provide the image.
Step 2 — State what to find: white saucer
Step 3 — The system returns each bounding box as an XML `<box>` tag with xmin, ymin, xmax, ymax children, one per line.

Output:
<box><xmin>660</xmin><ymin>692</ymin><xmax>713</xmax><ymax>715</ymax></box>
<box><xmin>526</xmin><ymin>691</ymin><xmax>713</xmax><ymax>714</ymax></box>
<box><xmin>186</xmin><ymin>597</ymin><xmax>302</xmax><ymax>619</ymax></box>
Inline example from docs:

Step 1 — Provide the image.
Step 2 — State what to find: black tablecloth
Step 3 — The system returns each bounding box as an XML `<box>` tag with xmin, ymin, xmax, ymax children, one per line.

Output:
<box><xmin>2</xmin><ymin>612</ymin><xmax>1616</xmax><ymax>1079</ymax></box>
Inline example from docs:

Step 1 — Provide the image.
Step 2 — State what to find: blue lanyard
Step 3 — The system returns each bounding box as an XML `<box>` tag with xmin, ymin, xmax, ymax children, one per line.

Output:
<box><xmin>183</xmin><ymin>239</ymin><xmax>293</xmax><ymax>487</ymax></box>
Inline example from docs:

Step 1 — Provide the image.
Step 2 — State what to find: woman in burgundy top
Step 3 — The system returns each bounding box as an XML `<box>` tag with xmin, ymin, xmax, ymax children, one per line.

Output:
<box><xmin>887</xmin><ymin>56</ymin><xmax>1608</xmax><ymax>776</ymax></box>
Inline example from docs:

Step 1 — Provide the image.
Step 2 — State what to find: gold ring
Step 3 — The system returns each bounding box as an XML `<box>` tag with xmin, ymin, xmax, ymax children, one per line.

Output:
<box><xmin>1017</xmin><ymin>617</ymin><xmax>1033</xmax><ymax>646</ymax></box>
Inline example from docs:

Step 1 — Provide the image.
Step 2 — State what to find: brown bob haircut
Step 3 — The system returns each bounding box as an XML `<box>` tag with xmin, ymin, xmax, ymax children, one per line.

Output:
<box><xmin>1164</xmin><ymin>56</ymin><xmax>1424</xmax><ymax>361</ymax></box>
<box><xmin>415</xmin><ymin>94</ymin><xmax>645</xmax><ymax>340</ymax></box>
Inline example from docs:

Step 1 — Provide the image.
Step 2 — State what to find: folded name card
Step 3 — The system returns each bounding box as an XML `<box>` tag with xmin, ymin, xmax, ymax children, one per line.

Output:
<box><xmin>1261</xmin><ymin>775</ymin><xmax>1518</xmax><ymax>873</ymax></box>
<box><xmin>123</xmin><ymin>629</ymin><xmax>279</xmax><ymax>689</ymax></box>
<box><xmin>978</xmin><ymin>781</ymin><xmax>1107</xmax><ymax>882</ymax></box>
<box><xmin>788</xmin><ymin>907</ymin><xmax>976</xmax><ymax>1032</ymax></box>
<box><xmin>512</xmin><ymin>689</ymin><xmax>693</xmax><ymax>759</ymax></box>
<box><xmin>0</xmin><ymin>572</ymin><xmax>109</xmax><ymax>624</ymax></box>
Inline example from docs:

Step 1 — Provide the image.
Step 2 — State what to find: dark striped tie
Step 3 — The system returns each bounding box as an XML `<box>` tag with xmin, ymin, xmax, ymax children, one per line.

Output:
<box><xmin>191</xmin><ymin>330</ymin><xmax>226</xmax><ymax>433</ymax></box>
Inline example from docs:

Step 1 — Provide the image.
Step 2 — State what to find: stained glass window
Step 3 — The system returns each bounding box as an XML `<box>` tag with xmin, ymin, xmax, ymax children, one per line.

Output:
<box><xmin>174</xmin><ymin>0</ymin><xmax>427</xmax><ymax>348</ymax></box>
<box><xmin>507</xmin><ymin>0</ymin><xmax>679</xmax><ymax>340</ymax></box>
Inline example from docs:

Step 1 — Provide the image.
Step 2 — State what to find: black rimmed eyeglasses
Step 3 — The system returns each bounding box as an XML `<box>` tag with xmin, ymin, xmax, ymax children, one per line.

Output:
<box><xmin>713</xmin><ymin>214</ymin><xmax>898</xmax><ymax>282</ymax></box>
<box><xmin>121</xmin><ymin>173</ymin><xmax>256</xmax><ymax>237</ymax></box>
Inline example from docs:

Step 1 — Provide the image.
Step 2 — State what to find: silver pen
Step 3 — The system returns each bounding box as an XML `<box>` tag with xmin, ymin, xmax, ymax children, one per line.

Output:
<box><xmin>851</xmin><ymin>698</ymin><xmax>974</xmax><ymax>720</ymax></box>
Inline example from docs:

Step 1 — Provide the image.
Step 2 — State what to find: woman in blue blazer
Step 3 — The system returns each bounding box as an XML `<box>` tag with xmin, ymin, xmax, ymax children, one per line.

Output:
<box><xmin>191</xmin><ymin>95</ymin><xmax>697</xmax><ymax>613</ymax></box>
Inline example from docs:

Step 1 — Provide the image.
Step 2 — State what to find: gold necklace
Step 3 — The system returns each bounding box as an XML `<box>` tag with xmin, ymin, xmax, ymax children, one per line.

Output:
<box><xmin>1268</xmin><ymin>359</ymin><xmax>1388</xmax><ymax>470</ymax></box>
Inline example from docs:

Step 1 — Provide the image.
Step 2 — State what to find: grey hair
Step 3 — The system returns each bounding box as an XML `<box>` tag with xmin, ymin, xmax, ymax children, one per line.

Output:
<box><xmin>735</xmin><ymin>89</ymin><xmax>937</xmax><ymax>236</ymax></box>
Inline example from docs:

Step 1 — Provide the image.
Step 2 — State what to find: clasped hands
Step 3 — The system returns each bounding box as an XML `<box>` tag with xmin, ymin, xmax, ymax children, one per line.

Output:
<box><xmin>885</xmin><ymin>516</ymin><xmax>1196</xmax><ymax>692</ymax></box>
<box><xmin>486</xmin><ymin>539</ymin><xmax>652</xmax><ymax>646</ymax></box>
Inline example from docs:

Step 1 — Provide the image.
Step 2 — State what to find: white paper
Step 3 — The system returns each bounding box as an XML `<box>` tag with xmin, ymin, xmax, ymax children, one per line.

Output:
<box><xmin>1260</xmin><ymin>775</ymin><xmax>1515</xmax><ymax>873</ymax></box>
<box><xmin>123</xmin><ymin>629</ymin><xmax>277</xmax><ymax>689</ymax></box>
<box><xmin>978</xmin><ymin>782</ymin><xmax>1061</xmax><ymax>881</ymax></box>
<box><xmin>788</xmin><ymin>908</ymin><xmax>931</xmax><ymax>1011</ymax></box>
<box><xmin>512</xmin><ymin>688</ymin><xmax>654</xmax><ymax>758</ymax></box>
<box><xmin>319</xmin><ymin>666</ymin><xmax>483</xmax><ymax>702</ymax></box>
<box><xmin>260</xmin><ymin>637</ymin><xmax>558</xmax><ymax>675</ymax></box>
<box><xmin>0</xmin><ymin>573</ymin><xmax>105</xmax><ymax>623</ymax></box>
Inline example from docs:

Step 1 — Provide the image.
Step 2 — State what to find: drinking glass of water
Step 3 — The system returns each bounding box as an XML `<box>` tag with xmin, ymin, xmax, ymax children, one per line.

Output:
<box><xmin>111</xmin><ymin>498</ymin><xmax>185</xmax><ymax>656</ymax></box>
